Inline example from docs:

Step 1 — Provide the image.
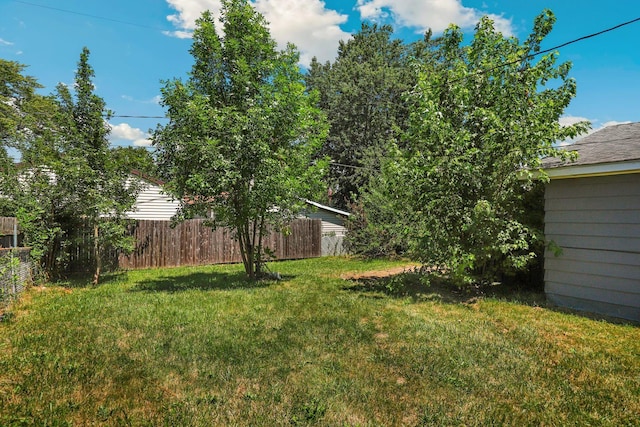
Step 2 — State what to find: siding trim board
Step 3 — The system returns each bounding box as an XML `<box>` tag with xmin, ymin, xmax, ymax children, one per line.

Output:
<box><xmin>545</xmin><ymin>223</ymin><xmax>640</xmax><ymax>238</ymax></box>
<box><xmin>545</xmin><ymin>247</ymin><xmax>640</xmax><ymax>267</ymax></box>
<box><xmin>545</xmin><ymin>161</ymin><xmax>640</xmax><ymax>180</ymax></box>
<box><xmin>545</xmin><ymin>210</ymin><xmax>640</xmax><ymax>225</ymax></box>
<box><xmin>545</xmin><ymin>270</ymin><xmax>639</xmax><ymax>295</ymax></box>
<box><xmin>545</xmin><ymin>282</ymin><xmax>639</xmax><ymax>310</ymax></box>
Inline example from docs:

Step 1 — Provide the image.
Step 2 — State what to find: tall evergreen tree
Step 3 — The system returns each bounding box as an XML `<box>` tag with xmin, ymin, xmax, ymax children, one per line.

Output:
<box><xmin>13</xmin><ymin>48</ymin><xmax>142</xmax><ymax>282</ymax></box>
<box><xmin>306</xmin><ymin>24</ymin><xmax>430</xmax><ymax>208</ymax></box>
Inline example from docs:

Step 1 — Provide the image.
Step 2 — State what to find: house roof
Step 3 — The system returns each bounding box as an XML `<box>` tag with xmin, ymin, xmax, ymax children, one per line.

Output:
<box><xmin>542</xmin><ymin>122</ymin><xmax>640</xmax><ymax>179</ymax></box>
<box><xmin>130</xmin><ymin>169</ymin><xmax>165</xmax><ymax>186</ymax></box>
<box><xmin>303</xmin><ymin>199</ymin><xmax>351</xmax><ymax>217</ymax></box>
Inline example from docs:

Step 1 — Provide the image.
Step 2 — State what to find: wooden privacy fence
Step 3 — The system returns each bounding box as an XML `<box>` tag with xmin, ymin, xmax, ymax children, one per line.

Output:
<box><xmin>120</xmin><ymin>218</ymin><xmax>322</xmax><ymax>269</ymax></box>
<box><xmin>70</xmin><ymin>218</ymin><xmax>322</xmax><ymax>271</ymax></box>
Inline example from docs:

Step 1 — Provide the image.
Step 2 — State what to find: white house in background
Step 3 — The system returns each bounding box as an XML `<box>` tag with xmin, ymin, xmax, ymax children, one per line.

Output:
<box><xmin>541</xmin><ymin>122</ymin><xmax>640</xmax><ymax>323</ymax></box>
<box><xmin>126</xmin><ymin>171</ymin><xmax>181</xmax><ymax>221</ymax></box>
<box><xmin>302</xmin><ymin>199</ymin><xmax>350</xmax><ymax>256</ymax></box>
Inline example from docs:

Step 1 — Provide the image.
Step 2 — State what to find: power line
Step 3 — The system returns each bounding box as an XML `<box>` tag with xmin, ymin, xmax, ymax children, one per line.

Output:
<box><xmin>442</xmin><ymin>16</ymin><xmax>640</xmax><ymax>86</ymax></box>
<box><xmin>120</xmin><ymin>15</ymin><xmax>640</xmax><ymax>119</ymax></box>
<box><xmin>536</xmin><ymin>16</ymin><xmax>640</xmax><ymax>56</ymax></box>
<box><xmin>110</xmin><ymin>115</ymin><xmax>167</xmax><ymax>119</ymax></box>
<box><xmin>9</xmin><ymin>1</ymin><xmax>640</xmax><ymax>119</ymax></box>
<box><xmin>10</xmin><ymin>0</ymin><xmax>173</xmax><ymax>32</ymax></box>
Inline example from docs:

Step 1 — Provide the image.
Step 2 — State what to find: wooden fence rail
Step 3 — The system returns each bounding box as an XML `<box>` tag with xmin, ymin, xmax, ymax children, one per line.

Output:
<box><xmin>70</xmin><ymin>218</ymin><xmax>322</xmax><ymax>271</ymax></box>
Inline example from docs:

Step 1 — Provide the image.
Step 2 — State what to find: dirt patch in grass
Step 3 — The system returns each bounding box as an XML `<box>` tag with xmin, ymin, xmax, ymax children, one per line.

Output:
<box><xmin>339</xmin><ymin>265</ymin><xmax>421</xmax><ymax>280</ymax></box>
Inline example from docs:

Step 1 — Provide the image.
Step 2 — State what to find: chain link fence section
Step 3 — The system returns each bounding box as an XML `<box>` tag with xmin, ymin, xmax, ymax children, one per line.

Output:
<box><xmin>0</xmin><ymin>248</ymin><xmax>33</xmax><ymax>306</ymax></box>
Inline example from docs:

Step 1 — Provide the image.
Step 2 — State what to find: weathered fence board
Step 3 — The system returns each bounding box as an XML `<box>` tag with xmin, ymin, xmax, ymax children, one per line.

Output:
<box><xmin>69</xmin><ymin>218</ymin><xmax>321</xmax><ymax>271</ymax></box>
<box><xmin>0</xmin><ymin>217</ymin><xmax>17</xmax><ymax>235</ymax></box>
<box><xmin>0</xmin><ymin>217</ymin><xmax>19</xmax><ymax>248</ymax></box>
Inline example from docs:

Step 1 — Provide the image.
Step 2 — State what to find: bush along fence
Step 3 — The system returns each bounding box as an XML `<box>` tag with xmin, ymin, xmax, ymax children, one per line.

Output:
<box><xmin>0</xmin><ymin>248</ymin><xmax>33</xmax><ymax>305</ymax></box>
<box><xmin>69</xmin><ymin>218</ymin><xmax>322</xmax><ymax>272</ymax></box>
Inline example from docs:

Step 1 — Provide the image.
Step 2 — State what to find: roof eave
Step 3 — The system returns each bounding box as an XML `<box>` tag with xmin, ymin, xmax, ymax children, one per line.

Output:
<box><xmin>303</xmin><ymin>199</ymin><xmax>351</xmax><ymax>217</ymax></box>
<box><xmin>544</xmin><ymin>160</ymin><xmax>640</xmax><ymax>180</ymax></box>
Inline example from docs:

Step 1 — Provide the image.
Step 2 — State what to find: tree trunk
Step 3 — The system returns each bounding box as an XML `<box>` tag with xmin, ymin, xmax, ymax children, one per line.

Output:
<box><xmin>238</xmin><ymin>225</ymin><xmax>255</xmax><ymax>279</ymax></box>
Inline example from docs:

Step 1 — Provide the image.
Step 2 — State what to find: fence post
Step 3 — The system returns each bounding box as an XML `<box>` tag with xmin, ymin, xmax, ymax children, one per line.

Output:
<box><xmin>13</xmin><ymin>222</ymin><xmax>17</xmax><ymax>248</ymax></box>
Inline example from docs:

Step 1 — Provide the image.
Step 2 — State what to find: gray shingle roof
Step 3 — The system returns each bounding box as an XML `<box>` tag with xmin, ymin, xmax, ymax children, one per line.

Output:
<box><xmin>542</xmin><ymin>122</ymin><xmax>640</xmax><ymax>169</ymax></box>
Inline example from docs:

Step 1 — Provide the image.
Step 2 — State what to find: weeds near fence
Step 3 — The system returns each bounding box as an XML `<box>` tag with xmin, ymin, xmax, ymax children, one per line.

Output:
<box><xmin>0</xmin><ymin>248</ymin><xmax>33</xmax><ymax>306</ymax></box>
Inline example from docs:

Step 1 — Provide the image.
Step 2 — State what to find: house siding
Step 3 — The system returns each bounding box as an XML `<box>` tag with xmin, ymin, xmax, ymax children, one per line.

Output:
<box><xmin>304</xmin><ymin>211</ymin><xmax>347</xmax><ymax>237</ymax></box>
<box><xmin>126</xmin><ymin>181</ymin><xmax>181</xmax><ymax>221</ymax></box>
<box><xmin>303</xmin><ymin>210</ymin><xmax>348</xmax><ymax>256</ymax></box>
<box><xmin>544</xmin><ymin>174</ymin><xmax>640</xmax><ymax>322</ymax></box>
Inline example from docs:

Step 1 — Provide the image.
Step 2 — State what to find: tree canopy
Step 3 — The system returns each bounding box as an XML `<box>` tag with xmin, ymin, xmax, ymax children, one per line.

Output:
<box><xmin>306</xmin><ymin>23</ymin><xmax>428</xmax><ymax>208</ymax></box>
<box><xmin>347</xmin><ymin>10</ymin><xmax>589</xmax><ymax>285</ymax></box>
<box><xmin>4</xmin><ymin>48</ymin><xmax>142</xmax><ymax>282</ymax></box>
<box><xmin>153</xmin><ymin>0</ymin><xmax>327</xmax><ymax>278</ymax></box>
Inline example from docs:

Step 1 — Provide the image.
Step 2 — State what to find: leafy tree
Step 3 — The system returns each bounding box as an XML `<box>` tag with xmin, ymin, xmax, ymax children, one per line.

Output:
<box><xmin>54</xmin><ymin>48</ymin><xmax>142</xmax><ymax>284</ymax></box>
<box><xmin>112</xmin><ymin>146</ymin><xmax>157</xmax><ymax>177</ymax></box>
<box><xmin>356</xmin><ymin>10</ymin><xmax>588</xmax><ymax>285</ymax></box>
<box><xmin>306</xmin><ymin>24</ymin><xmax>430</xmax><ymax>208</ymax></box>
<box><xmin>1</xmin><ymin>59</ymin><xmax>44</xmax><ymax>147</ymax></box>
<box><xmin>10</xmin><ymin>49</ymin><xmax>141</xmax><ymax>283</ymax></box>
<box><xmin>153</xmin><ymin>0</ymin><xmax>327</xmax><ymax>279</ymax></box>
<box><xmin>0</xmin><ymin>59</ymin><xmax>59</xmax><ymax>216</ymax></box>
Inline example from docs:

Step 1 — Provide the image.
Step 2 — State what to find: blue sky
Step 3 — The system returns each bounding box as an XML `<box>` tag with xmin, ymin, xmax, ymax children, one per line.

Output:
<box><xmin>1</xmin><ymin>0</ymin><xmax>639</xmax><ymax>148</ymax></box>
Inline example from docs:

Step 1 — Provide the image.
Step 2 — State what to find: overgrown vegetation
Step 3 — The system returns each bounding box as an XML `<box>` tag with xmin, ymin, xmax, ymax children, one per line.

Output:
<box><xmin>345</xmin><ymin>10</ymin><xmax>589</xmax><ymax>286</ymax></box>
<box><xmin>0</xmin><ymin>258</ymin><xmax>637</xmax><ymax>425</ymax></box>
<box><xmin>1</xmin><ymin>49</ymin><xmax>143</xmax><ymax>283</ymax></box>
<box><xmin>3</xmin><ymin>5</ymin><xmax>591</xmax><ymax>286</ymax></box>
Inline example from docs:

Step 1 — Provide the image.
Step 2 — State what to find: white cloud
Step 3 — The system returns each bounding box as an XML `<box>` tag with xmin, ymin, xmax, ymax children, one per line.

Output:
<box><xmin>254</xmin><ymin>0</ymin><xmax>349</xmax><ymax>64</ymax></box>
<box><xmin>557</xmin><ymin>115</ymin><xmax>592</xmax><ymax>145</ymax></box>
<box><xmin>166</xmin><ymin>0</ymin><xmax>222</xmax><ymax>32</ymax></box>
<box><xmin>133</xmin><ymin>138</ymin><xmax>153</xmax><ymax>147</ymax></box>
<box><xmin>559</xmin><ymin>115</ymin><xmax>590</xmax><ymax>127</ymax></box>
<box><xmin>599</xmin><ymin>120</ymin><xmax>631</xmax><ymax>129</ymax></box>
<box><xmin>560</xmin><ymin>116</ymin><xmax>630</xmax><ymax>133</ymax></box>
<box><xmin>109</xmin><ymin>123</ymin><xmax>152</xmax><ymax>147</ymax></box>
<box><xmin>164</xmin><ymin>0</ymin><xmax>349</xmax><ymax>64</ymax></box>
<box><xmin>0</xmin><ymin>38</ymin><xmax>14</xmax><ymax>46</ymax></box>
<box><xmin>557</xmin><ymin>116</ymin><xmax>632</xmax><ymax>146</ymax></box>
<box><xmin>162</xmin><ymin>29</ymin><xmax>194</xmax><ymax>39</ymax></box>
<box><xmin>356</xmin><ymin>0</ymin><xmax>513</xmax><ymax>35</ymax></box>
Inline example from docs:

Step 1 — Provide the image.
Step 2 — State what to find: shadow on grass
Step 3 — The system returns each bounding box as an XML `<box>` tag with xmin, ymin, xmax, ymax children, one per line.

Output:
<box><xmin>53</xmin><ymin>271</ymin><xmax>129</xmax><ymax>289</ymax></box>
<box><xmin>544</xmin><ymin>304</ymin><xmax>639</xmax><ymax>326</ymax></box>
<box><xmin>130</xmin><ymin>271</ymin><xmax>278</xmax><ymax>293</ymax></box>
<box><xmin>342</xmin><ymin>272</ymin><xmax>547</xmax><ymax>306</ymax></box>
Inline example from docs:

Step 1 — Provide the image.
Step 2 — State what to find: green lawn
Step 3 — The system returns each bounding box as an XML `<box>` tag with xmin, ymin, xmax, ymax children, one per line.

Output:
<box><xmin>0</xmin><ymin>257</ymin><xmax>638</xmax><ymax>426</ymax></box>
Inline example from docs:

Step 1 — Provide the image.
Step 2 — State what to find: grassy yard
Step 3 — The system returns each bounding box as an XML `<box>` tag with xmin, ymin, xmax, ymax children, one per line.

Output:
<box><xmin>0</xmin><ymin>257</ymin><xmax>638</xmax><ymax>426</ymax></box>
